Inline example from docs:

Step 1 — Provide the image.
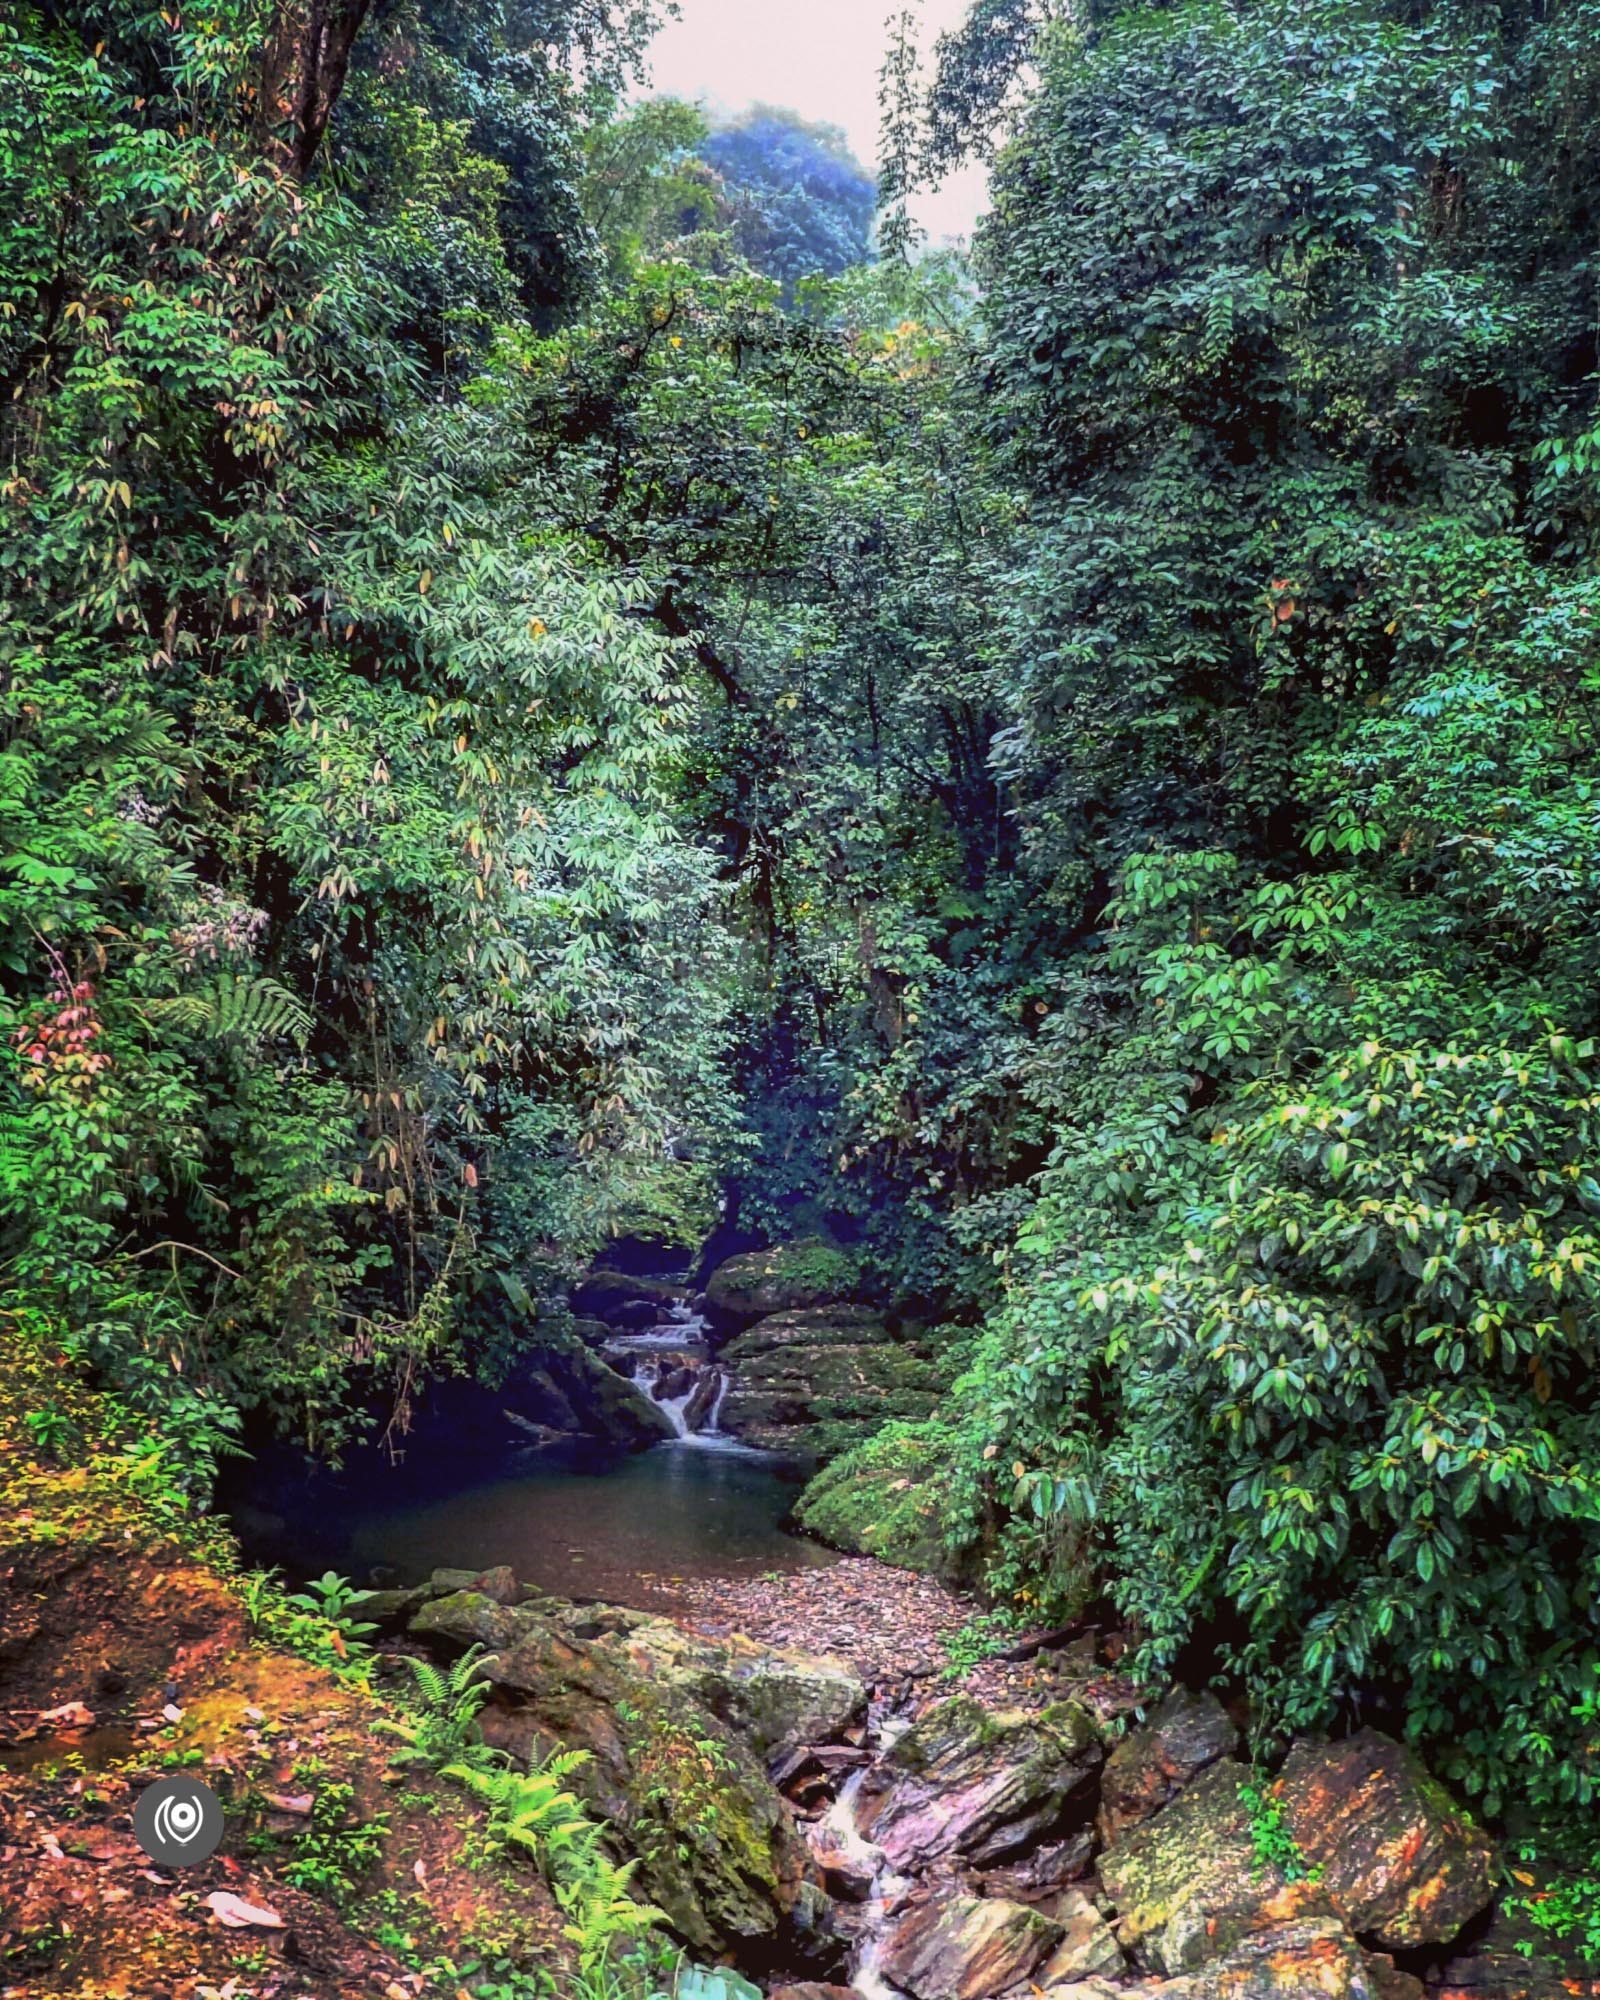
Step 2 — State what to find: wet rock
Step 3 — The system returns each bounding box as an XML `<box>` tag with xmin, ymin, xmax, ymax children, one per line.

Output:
<box><xmin>1431</xmin><ymin>1952</ymin><xmax>1571</xmax><ymax>2000</ymax></box>
<box><xmin>1098</xmin><ymin>1689</ymin><xmax>1239</xmax><ymax>1844</ymax></box>
<box><xmin>459</xmin><ymin>1336</ymin><xmax>680</xmax><ymax>1448</ymax></box>
<box><xmin>427</xmin><ymin>1564</ymin><xmax>522</xmax><ymax>1605</ymax></box>
<box><xmin>570</xmin><ymin>1316</ymin><xmax>616</xmax><ymax>1347</ymax></box>
<box><xmin>1172</xmin><ymin>1914</ymin><xmax>1401</xmax><ymax>1998</ymax></box>
<box><xmin>409</xmin><ymin>1589</ymin><xmax>818</xmax><ymax>1952</ymax></box>
<box><xmin>1037</xmin><ymin>1889</ymin><xmax>1123</xmax><ymax>1982</ymax></box>
<box><xmin>1099</xmin><ymin>1759</ymin><xmax>1335</xmax><ymax>1975</ymax></box>
<box><xmin>570</xmin><ymin>1270</ymin><xmax>685</xmax><ymax>1322</ymax></box>
<box><xmin>771</xmin><ymin>1743</ymin><xmax>870</xmax><ymax>1798</ymax></box>
<box><xmin>652</xmin><ymin>1364</ymin><xmax>697</xmax><ymax>1403</ymax></box>
<box><xmin>809</xmin><ymin>1839</ymin><xmax>876</xmax><ymax>1901</ymax></box>
<box><xmin>855</xmin><ymin>1695</ymin><xmax>1103</xmax><ymax>1870</ymax></box>
<box><xmin>523</xmin><ymin>1366</ymin><xmax>582</xmax><ymax>1431</ymax></box>
<box><xmin>979</xmin><ymin>1829</ymin><xmax>1095</xmax><ymax>1900</ymax></box>
<box><xmin>556</xmin><ymin>1343</ymin><xmax>678</xmax><ymax>1446</ymax></box>
<box><xmin>770</xmin><ymin>1985</ymin><xmax>863</xmax><ymax>2000</ymax></box>
<box><xmin>1275</xmin><ymin>1730</ymin><xmax>1494</xmax><ymax>1949</ymax></box>
<box><xmin>879</xmin><ymin>1893</ymin><xmax>1064</xmax><ymax>2000</ymax></box>
<box><xmin>683</xmin><ymin>1368</ymin><xmax>724</xmax><ymax>1429</ymax></box>
<box><xmin>720</xmin><ymin>1308</ymin><xmax>945</xmax><ymax>1460</ymax></box>
<box><xmin>705</xmin><ymin>1239</ymin><xmax>856</xmax><ymax>1322</ymax></box>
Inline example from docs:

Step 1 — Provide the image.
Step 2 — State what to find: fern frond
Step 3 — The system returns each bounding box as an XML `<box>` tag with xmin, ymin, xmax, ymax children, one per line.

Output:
<box><xmin>201</xmin><ymin>972</ymin><xmax>311</xmax><ymax>1048</ymax></box>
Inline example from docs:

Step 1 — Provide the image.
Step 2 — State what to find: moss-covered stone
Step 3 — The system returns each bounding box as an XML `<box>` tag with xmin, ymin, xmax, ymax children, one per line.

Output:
<box><xmin>410</xmin><ymin>1588</ymin><xmax>817</xmax><ymax>1952</ymax></box>
<box><xmin>704</xmin><ymin>1239</ymin><xmax>857</xmax><ymax>1321</ymax></box>
<box><xmin>1098</xmin><ymin>1759</ymin><xmax>1315</xmax><ymax>1976</ymax></box>
<box><xmin>718</xmin><ymin>1308</ymin><xmax>944</xmax><ymax>1461</ymax></box>
<box><xmin>854</xmin><ymin>1694</ymin><xmax>1103</xmax><ymax>1870</ymax></box>
<box><xmin>569</xmin><ymin>1270</ymin><xmax>685</xmax><ymax>1321</ymax></box>
<box><xmin>1098</xmin><ymin>1688</ymin><xmax>1239</xmax><ymax>1844</ymax></box>
<box><xmin>795</xmin><ymin>1420</ymin><xmax>957</xmax><ymax>1571</ymax></box>
<box><xmin>607</xmin><ymin>1614</ymin><xmax>865</xmax><ymax>1754</ymax></box>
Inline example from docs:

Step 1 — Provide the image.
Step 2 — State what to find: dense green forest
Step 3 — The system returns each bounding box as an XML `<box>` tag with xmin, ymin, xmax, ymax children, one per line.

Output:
<box><xmin>6</xmin><ymin>0</ymin><xmax>1600</xmax><ymax>1979</ymax></box>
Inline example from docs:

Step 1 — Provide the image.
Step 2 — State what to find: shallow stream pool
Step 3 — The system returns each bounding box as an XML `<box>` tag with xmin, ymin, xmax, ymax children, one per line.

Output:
<box><xmin>228</xmin><ymin>1435</ymin><xmax>838</xmax><ymax>1613</ymax></box>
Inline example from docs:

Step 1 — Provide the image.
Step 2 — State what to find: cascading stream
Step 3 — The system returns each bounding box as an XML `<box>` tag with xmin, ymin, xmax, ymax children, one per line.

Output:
<box><xmin>811</xmin><ymin>1756</ymin><xmax>914</xmax><ymax>2000</ymax></box>
<box><xmin>603</xmin><ymin>1300</ymin><xmax>751</xmax><ymax>1453</ymax></box>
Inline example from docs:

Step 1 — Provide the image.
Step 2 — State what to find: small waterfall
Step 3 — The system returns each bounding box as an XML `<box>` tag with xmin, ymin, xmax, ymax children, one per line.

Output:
<box><xmin>620</xmin><ymin>1348</ymin><xmax>746</xmax><ymax>1452</ymax></box>
<box><xmin>600</xmin><ymin>1295</ymin><xmax>768</xmax><ymax>1455</ymax></box>
<box><xmin>812</xmin><ymin>1768</ymin><xmax>912</xmax><ymax>2000</ymax></box>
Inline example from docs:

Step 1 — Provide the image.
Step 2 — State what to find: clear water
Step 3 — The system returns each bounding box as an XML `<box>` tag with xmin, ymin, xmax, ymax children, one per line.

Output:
<box><xmin>234</xmin><ymin>1437</ymin><xmax>837</xmax><ymax>1614</ymax></box>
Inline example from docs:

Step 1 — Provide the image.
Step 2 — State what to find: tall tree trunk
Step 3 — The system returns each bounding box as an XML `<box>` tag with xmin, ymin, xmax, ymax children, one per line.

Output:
<box><xmin>255</xmin><ymin>0</ymin><xmax>374</xmax><ymax>178</ymax></box>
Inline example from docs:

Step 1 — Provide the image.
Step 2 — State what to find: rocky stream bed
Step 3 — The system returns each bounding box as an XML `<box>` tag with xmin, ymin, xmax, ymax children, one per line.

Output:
<box><xmin>4</xmin><ymin>1249</ymin><xmax>1594</xmax><ymax>1999</ymax></box>
<box><xmin>349</xmin><ymin>1556</ymin><xmax>1587</xmax><ymax>2000</ymax></box>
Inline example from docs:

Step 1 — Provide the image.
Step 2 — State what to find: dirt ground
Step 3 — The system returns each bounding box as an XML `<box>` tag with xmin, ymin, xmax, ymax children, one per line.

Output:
<box><xmin>0</xmin><ymin>1326</ymin><xmax>566</xmax><ymax>2000</ymax></box>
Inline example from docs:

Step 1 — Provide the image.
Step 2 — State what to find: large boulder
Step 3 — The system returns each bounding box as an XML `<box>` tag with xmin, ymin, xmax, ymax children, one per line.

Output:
<box><xmin>853</xmin><ymin>1695</ymin><xmax>1103</xmax><ymax>1871</ymax></box>
<box><xmin>551</xmin><ymin>1342</ymin><xmax>678</xmax><ymax>1446</ymax></box>
<box><xmin>1098</xmin><ymin>1759</ymin><xmax>1329</xmax><ymax>1976</ymax></box>
<box><xmin>705</xmin><ymin>1239</ymin><xmax>856</xmax><ymax>1322</ymax></box>
<box><xmin>604</xmin><ymin>1614</ymin><xmax>866</xmax><ymax>1755</ymax></box>
<box><xmin>719</xmin><ymin>1307</ymin><xmax>945</xmax><ymax>1460</ymax></box>
<box><xmin>408</xmin><ymin>1590</ymin><xmax>815</xmax><ymax>1952</ymax></box>
<box><xmin>878</xmin><ymin>1893</ymin><xmax>1063</xmax><ymax>2000</ymax></box>
<box><xmin>1274</xmin><ymin>1731</ymin><xmax>1495</xmax><ymax>1950</ymax></box>
<box><xmin>569</xmin><ymin>1270</ymin><xmax>685</xmax><ymax>1323</ymax></box>
<box><xmin>1101</xmin><ymin>1740</ymin><xmax>1493</xmax><ymax>1981</ymax></box>
<box><xmin>1098</xmin><ymin>1688</ymin><xmax>1240</xmax><ymax>1844</ymax></box>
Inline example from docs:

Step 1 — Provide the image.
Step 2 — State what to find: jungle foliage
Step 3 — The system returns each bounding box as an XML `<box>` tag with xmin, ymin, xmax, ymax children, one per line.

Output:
<box><xmin>0</xmin><ymin>0</ymin><xmax>736</xmax><ymax>1455</ymax></box>
<box><xmin>6</xmin><ymin>0</ymin><xmax>1600</xmax><ymax>1856</ymax></box>
<box><xmin>869</xmin><ymin>0</ymin><xmax>1600</xmax><ymax>1822</ymax></box>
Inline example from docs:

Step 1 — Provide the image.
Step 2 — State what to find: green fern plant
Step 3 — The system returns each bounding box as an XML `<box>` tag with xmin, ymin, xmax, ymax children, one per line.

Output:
<box><xmin>376</xmin><ymin>1643</ymin><xmax>493</xmax><ymax>1769</ymax></box>
<box><xmin>556</xmin><ymin>1853</ymin><xmax>662</xmax><ymax>1971</ymax></box>
<box><xmin>443</xmin><ymin>1752</ymin><xmax>599</xmax><ymax>1863</ymax></box>
<box><xmin>203</xmin><ymin>972</ymin><xmax>311</xmax><ymax>1048</ymax></box>
<box><xmin>442</xmin><ymin>1754</ymin><xmax>664</xmax><ymax>1970</ymax></box>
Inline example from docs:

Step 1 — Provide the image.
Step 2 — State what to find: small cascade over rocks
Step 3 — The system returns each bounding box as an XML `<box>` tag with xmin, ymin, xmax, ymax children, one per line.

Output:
<box><xmin>599</xmin><ymin>1299</ymin><xmax>750</xmax><ymax>1450</ymax></box>
<box><xmin>573</xmin><ymin>1234</ymin><xmax>945</xmax><ymax>1465</ymax></box>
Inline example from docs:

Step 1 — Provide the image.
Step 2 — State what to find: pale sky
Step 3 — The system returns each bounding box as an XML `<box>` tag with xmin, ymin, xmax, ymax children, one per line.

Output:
<box><xmin>641</xmin><ymin>0</ymin><xmax>990</xmax><ymax>245</ymax></box>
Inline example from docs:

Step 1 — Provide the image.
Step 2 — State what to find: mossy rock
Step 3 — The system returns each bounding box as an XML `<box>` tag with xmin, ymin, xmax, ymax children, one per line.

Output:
<box><xmin>410</xmin><ymin>1589</ymin><xmax>814</xmax><ymax>1952</ymax></box>
<box><xmin>856</xmin><ymin>1694</ymin><xmax>1103</xmax><ymax>1870</ymax></box>
<box><xmin>489</xmin><ymin>1337</ymin><xmax>675</xmax><ymax>1449</ymax></box>
<box><xmin>795</xmin><ymin>1420</ymin><xmax>958</xmax><ymax>1572</ymax></box>
<box><xmin>703</xmin><ymin>1238</ymin><xmax>857</xmax><ymax>1321</ymax></box>
<box><xmin>1098</xmin><ymin>1758</ymin><xmax>1317</xmax><ymax>1975</ymax></box>
<box><xmin>568</xmin><ymin>1269</ymin><xmax>685</xmax><ymax>1322</ymax></box>
<box><xmin>718</xmin><ymin>1308</ymin><xmax>944</xmax><ymax>1461</ymax></box>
